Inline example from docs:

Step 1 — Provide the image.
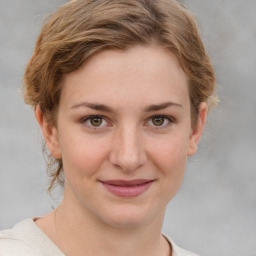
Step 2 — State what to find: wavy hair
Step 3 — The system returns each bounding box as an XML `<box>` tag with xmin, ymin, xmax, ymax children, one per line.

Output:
<box><xmin>24</xmin><ymin>0</ymin><xmax>217</xmax><ymax>192</ymax></box>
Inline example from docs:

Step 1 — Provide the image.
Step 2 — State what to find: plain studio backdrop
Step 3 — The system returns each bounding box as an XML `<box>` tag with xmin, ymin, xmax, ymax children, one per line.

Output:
<box><xmin>0</xmin><ymin>1</ymin><xmax>255</xmax><ymax>255</ymax></box>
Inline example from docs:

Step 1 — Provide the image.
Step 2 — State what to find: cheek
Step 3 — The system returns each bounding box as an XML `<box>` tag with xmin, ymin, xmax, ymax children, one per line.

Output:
<box><xmin>148</xmin><ymin>133</ymin><xmax>189</xmax><ymax>189</ymax></box>
<box><xmin>59</xmin><ymin>133</ymin><xmax>109</xmax><ymax>179</ymax></box>
<box><xmin>149</xmin><ymin>133</ymin><xmax>189</xmax><ymax>166</ymax></box>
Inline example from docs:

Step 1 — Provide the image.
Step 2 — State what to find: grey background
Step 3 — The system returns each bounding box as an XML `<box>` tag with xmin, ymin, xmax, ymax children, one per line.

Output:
<box><xmin>0</xmin><ymin>0</ymin><xmax>255</xmax><ymax>255</ymax></box>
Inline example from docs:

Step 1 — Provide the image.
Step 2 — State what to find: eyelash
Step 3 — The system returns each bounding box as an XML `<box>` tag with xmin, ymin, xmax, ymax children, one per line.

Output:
<box><xmin>80</xmin><ymin>115</ymin><xmax>110</xmax><ymax>129</ymax></box>
<box><xmin>80</xmin><ymin>115</ymin><xmax>175</xmax><ymax>129</ymax></box>
<box><xmin>146</xmin><ymin>115</ymin><xmax>175</xmax><ymax>128</ymax></box>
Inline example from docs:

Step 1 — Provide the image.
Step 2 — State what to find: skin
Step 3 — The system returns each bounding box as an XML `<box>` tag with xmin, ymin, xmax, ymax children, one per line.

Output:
<box><xmin>36</xmin><ymin>45</ymin><xmax>207</xmax><ymax>256</ymax></box>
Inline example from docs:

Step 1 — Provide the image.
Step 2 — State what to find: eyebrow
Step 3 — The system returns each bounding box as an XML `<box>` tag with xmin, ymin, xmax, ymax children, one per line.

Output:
<box><xmin>70</xmin><ymin>101</ymin><xmax>182</xmax><ymax>112</ymax></box>
<box><xmin>144</xmin><ymin>102</ymin><xmax>182</xmax><ymax>112</ymax></box>
<box><xmin>71</xmin><ymin>102</ymin><xmax>114</xmax><ymax>112</ymax></box>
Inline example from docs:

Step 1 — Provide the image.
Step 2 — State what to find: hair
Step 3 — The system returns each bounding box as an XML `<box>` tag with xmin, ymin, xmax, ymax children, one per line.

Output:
<box><xmin>23</xmin><ymin>0</ymin><xmax>217</xmax><ymax>192</ymax></box>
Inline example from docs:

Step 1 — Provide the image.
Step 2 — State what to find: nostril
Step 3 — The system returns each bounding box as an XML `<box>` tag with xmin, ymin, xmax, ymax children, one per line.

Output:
<box><xmin>108</xmin><ymin>129</ymin><xmax>147</xmax><ymax>172</ymax></box>
<box><xmin>109</xmin><ymin>149</ymin><xmax>147</xmax><ymax>172</ymax></box>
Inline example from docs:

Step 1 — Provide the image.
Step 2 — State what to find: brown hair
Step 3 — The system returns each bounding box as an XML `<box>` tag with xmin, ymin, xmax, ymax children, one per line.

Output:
<box><xmin>24</xmin><ymin>0</ymin><xmax>217</xmax><ymax>192</ymax></box>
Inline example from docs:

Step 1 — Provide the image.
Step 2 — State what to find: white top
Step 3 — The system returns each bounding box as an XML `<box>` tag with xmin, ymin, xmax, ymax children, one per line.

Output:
<box><xmin>0</xmin><ymin>219</ymin><xmax>199</xmax><ymax>256</ymax></box>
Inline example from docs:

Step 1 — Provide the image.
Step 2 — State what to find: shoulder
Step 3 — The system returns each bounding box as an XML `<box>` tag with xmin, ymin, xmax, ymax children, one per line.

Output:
<box><xmin>0</xmin><ymin>236</ymin><xmax>36</xmax><ymax>256</ymax></box>
<box><xmin>163</xmin><ymin>235</ymin><xmax>200</xmax><ymax>256</ymax></box>
<box><xmin>0</xmin><ymin>219</ymin><xmax>39</xmax><ymax>256</ymax></box>
<box><xmin>0</xmin><ymin>218</ymin><xmax>63</xmax><ymax>256</ymax></box>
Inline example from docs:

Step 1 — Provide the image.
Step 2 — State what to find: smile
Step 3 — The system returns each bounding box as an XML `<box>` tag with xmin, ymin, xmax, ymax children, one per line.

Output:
<box><xmin>100</xmin><ymin>179</ymin><xmax>155</xmax><ymax>198</ymax></box>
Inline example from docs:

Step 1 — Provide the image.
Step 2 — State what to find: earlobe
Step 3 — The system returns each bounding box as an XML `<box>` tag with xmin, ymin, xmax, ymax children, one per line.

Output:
<box><xmin>187</xmin><ymin>102</ymin><xmax>208</xmax><ymax>156</ymax></box>
<box><xmin>35</xmin><ymin>105</ymin><xmax>62</xmax><ymax>159</ymax></box>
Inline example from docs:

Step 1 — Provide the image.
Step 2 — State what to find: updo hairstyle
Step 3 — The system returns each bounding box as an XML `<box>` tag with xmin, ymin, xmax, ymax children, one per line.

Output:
<box><xmin>24</xmin><ymin>0</ymin><xmax>217</xmax><ymax>191</ymax></box>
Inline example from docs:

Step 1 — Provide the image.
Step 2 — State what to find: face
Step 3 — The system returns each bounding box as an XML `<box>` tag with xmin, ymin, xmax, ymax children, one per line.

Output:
<box><xmin>38</xmin><ymin>45</ymin><xmax>207</xmax><ymax>228</ymax></box>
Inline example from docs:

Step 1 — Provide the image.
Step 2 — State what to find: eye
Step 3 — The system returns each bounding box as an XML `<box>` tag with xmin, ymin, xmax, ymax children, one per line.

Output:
<box><xmin>147</xmin><ymin>115</ymin><xmax>174</xmax><ymax>127</ymax></box>
<box><xmin>89</xmin><ymin>116</ymin><xmax>104</xmax><ymax>127</ymax></box>
<box><xmin>82</xmin><ymin>115</ymin><xmax>109</xmax><ymax>128</ymax></box>
<box><xmin>152</xmin><ymin>116</ymin><xmax>165</xmax><ymax>126</ymax></box>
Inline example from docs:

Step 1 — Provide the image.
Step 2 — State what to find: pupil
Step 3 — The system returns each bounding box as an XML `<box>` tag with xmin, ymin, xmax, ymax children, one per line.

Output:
<box><xmin>153</xmin><ymin>117</ymin><xmax>164</xmax><ymax>126</ymax></box>
<box><xmin>91</xmin><ymin>117</ymin><xmax>102</xmax><ymax>126</ymax></box>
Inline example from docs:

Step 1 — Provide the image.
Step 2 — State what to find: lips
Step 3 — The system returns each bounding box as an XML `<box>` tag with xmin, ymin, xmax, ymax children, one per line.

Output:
<box><xmin>100</xmin><ymin>179</ymin><xmax>154</xmax><ymax>197</ymax></box>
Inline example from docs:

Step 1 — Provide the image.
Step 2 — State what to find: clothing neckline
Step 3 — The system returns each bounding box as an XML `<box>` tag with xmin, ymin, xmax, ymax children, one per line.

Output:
<box><xmin>12</xmin><ymin>218</ymin><xmax>195</xmax><ymax>256</ymax></box>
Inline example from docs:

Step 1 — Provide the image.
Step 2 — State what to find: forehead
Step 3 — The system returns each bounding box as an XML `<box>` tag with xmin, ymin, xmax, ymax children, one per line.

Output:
<box><xmin>60</xmin><ymin>45</ymin><xmax>190</xmax><ymax>109</ymax></box>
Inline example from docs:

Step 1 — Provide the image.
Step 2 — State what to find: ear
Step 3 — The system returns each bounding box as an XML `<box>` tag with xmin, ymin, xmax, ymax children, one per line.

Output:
<box><xmin>187</xmin><ymin>102</ymin><xmax>208</xmax><ymax>156</ymax></box>
<box><xmin>35</xmin><ymin>105</ymin><xmax>62</xmax><ymax>159</ymax></box>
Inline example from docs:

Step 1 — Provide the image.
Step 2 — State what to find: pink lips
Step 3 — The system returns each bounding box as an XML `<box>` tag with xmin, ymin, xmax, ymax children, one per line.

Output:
<box><xmin>100</xmin><ymin>179</ymin><xmax>154</xmax><ymax>197</ymax></box>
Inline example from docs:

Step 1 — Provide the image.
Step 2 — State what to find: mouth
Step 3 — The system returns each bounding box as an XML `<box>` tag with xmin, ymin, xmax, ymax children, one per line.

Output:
<box><xmin>100</xmin><ymin>179</ymin><xmax>155</xmax><ymax>197</ymax></box>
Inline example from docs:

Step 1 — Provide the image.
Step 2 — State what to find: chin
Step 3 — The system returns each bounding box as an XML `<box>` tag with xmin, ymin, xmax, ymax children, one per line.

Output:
<box><xmin>99</xmin><ymin>204</ymin><xmax>160</xmax><ymax>228</ymax></box>
<box><xmin>105</xmin><ymin>215</ymin><xmax>148</xmax><ymax>228</ymax></box>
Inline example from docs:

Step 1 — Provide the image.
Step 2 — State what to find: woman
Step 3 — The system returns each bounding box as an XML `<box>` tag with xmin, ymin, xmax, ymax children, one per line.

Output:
<box><xmin>0</xmin><ymin>0</ymin><xmax>217</xmax><ymax>255</ymax></box>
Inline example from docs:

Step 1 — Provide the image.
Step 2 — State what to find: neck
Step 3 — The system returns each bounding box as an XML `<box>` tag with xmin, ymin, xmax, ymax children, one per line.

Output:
<box><xmin>52</xmin><ymin>193</ymin><xmax>171</xmax><ymax>256</ymax></box>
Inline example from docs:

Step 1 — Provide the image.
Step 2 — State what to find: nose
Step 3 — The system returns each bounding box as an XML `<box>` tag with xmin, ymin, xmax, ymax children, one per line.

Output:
<box><xmin>109</xmin><ymin>125</ymin><xmax>147</xmax><ymax>173</ymax></box>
